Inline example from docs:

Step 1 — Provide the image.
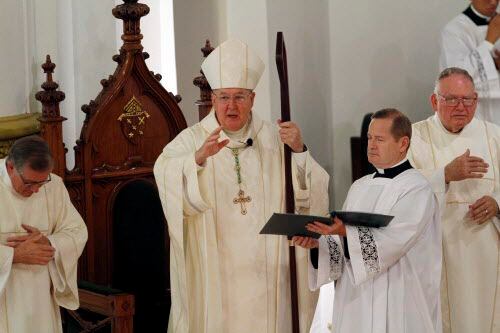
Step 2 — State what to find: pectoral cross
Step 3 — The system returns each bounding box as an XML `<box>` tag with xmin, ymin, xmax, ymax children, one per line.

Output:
<box><xmin>233</xmin><ymin>189</ymin><xmax>251</xmax><ymax>215</ymax></box>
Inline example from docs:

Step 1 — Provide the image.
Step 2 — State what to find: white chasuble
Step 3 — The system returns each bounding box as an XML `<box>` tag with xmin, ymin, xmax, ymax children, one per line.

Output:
<box><xmin>0</xmin><ymin>160</ymin><xmax>87</xmax><ymax>333</ymax></box>
<box><xmin>408</xmin><ymin>115</ymin><xmax>500</xmax><ymax>333</ymax></box>
<box><xmin>154</xmin><ymin>111</ymin><xmax>330</xmax><ymax>333</ymax></box>
<box><xmin>439</xmin><ymin>9</ymin><xmax>500</xmax><ymax>124</ymax></box>
<box><xmin>310</xmin><ymin>169</ymin><xmax>442</xmax><ymax>333</ymax></box>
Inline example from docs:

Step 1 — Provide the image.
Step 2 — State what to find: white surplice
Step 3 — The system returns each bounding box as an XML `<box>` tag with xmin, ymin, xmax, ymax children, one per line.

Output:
<box><xmin>439</xmin><ymin>7</ymin><xmax>500</xmax><ymax>124</ymax></box>
<box><xmin>408</xmin><ymin>115</ymin><xmax>500</xmax><ymax>333</ymax></box>
<box><xmin>154</xmin><ymin>110</ymin><xmax>330</xmax><ymax>333</ymax></box>
<box><xmin>310</xmin><ymin>167</ymin><xmax>442</xmax><ymax>333</ymax></box>
<box><xmin>0</xmin><ymin>159</ymin><xmax>88</xmax><ymax>333</ymax></box>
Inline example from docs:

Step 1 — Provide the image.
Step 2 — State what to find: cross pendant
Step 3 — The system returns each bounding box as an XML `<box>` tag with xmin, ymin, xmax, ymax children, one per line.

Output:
<box><xmin>233</xmin><ymin>189</ymin><xmax>251</xmax><ymax>215</ymax></box>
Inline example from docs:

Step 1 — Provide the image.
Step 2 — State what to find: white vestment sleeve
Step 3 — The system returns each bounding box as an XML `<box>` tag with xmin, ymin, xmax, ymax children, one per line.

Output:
<box><xmin>292</xmin><ymin>151</ymin><xmax>330</xmax><ymax>214</ymax></box>
<box><xmin>292</xmin><ymin>150</ymin><xmax>307</xmax><ymax>171</ymax></box>
<box><xmin>440</xmin><ymin>27</ymin><xmax>498</xmax><ymax>84</ymax></box>
<box><xmin>182</xmin><ymin>153</ymin><xmax>211</xmax><ymax>216</ymax></box>
<box><xmin>407</xmin><ymin>149</ymin><xmax>448</xmax><ymax>211</ymax></box>
<box><xmin>0</xmin><ymin>246</ymin><xmax>13</xmax><ymax>295</ymax></box>
<box><xmin>46</xmin><ymin>177</ymin><xmax>88</xmax><ymax>310</ymax></box>
<box><xmin>154</xmin><ymin>129</ymin><xmax>212</xmax><ymax>333</ymax></box>
<box><xmin>155</xmin><ymin>129</ymin><xmax>210</xmax><ymax>217</ymax></box>
<box><xmin>292</xmin><ymin>151</ymin><xmax>310</xmax><ymax>210</ymax></box>
<box><xmin>345</xmin><ymin>183</ymin><xmax>438</xmax><ymax>285</ymax></box>
<box><xmin>308</xmin><ymin>235</ymin><xmax>343</xmax><ymax>290</ymax></box>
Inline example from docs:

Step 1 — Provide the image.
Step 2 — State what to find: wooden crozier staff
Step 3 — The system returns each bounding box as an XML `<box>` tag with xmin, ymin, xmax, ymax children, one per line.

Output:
<box><xmin>275</xmin><ymin>31</ymin><xmax>300</xmax><ymax>333</ymax></box>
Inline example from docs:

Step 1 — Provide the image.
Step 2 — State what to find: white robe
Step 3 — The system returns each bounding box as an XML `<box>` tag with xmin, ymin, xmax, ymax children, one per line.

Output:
<box><xmin>0</xmin><ymin>159</ymin><xmax>88</xmax><ymax>333</ymax></box>
<box><xmin>439</xmin><ymin>9</ymin><xmax>500</xmax><ymax>124</ymax></box>
<box><xmin>154</xmin><ymin>111</ymin><xmax>330</xmax><ymax>333</ymax></box>
<box><xmin>408</xmin><ymin>115</ymin><xmax>500</xmax><ymax>333</ymax></box>
<box><xmin>310</xmin><ymin>168</ymin><xmax>442</xmax><ymax>333</ymax></box>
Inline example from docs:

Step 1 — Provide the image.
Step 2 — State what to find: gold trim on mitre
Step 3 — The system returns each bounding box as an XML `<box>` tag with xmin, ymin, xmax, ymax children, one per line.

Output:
<box><xmin>201</xmin><ymin>39</ymin><xmax>265</xmax><ymax>90</ymax></box>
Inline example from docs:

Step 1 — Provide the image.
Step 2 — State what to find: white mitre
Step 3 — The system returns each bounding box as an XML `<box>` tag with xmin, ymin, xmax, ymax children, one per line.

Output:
<box><xmin>201</xmin><ymin>39</ymin><xmax>265</xmax><ymax>90</ymax></box>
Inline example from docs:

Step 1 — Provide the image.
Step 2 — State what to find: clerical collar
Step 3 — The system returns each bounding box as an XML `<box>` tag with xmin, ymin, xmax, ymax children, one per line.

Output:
<box><xmin>373</xmin><ymin>159</ymin><xmax>413</xmax><ymax>179</ymax></box>
<box><xmin>224</xmin><ymin>118</ymin><xmax>250</xmax><ymax>140</ymax></box>
<box><xmin>463</xmin><ymin>5</ymin><xmax>491</xmax><ymax>26</ymax></box>
<box><xmin>224</xmin><ymin>115</ymin><xmax>253</xmax><ymax>149</ymax></box>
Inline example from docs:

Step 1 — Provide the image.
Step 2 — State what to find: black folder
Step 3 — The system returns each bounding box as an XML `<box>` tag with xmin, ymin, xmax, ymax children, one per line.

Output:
<box><xmin>260</xmin><ymin>213</ymin><xmax>332</xmax><ymax>239</ymax></box>
<box><xmin>260</xmin><ymin>211</ymin><xmax>393</xmax><ymax>239</ymax></box>
<box><xmin>332</xmin><ymin>211</ymin><xmax>393</xmax><ymax>228</ymax></box>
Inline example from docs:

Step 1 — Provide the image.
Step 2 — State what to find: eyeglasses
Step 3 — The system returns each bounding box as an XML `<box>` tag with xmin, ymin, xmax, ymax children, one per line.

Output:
<box><xmin>17</xmin><ymin>170</ymin><xmax>51</xmax><ymax>188</ymax></box>
<box><xmin>437</xmin><ymin>94</ymin><xmax>477</xmax><ymax>107</ymax></box>
<box><xmin>213</xmin><ymin>92</ymin><xmax>252</xmax><ymax>105</ymax></box>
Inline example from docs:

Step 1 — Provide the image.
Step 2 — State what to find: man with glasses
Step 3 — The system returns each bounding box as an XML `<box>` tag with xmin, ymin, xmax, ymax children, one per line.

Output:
<box><xmin>0</xmin><ymin>135</ymin><xmax>88</xmax><ymax>333</ymax></box>
<box><xmin>408</xmin><ymin>67</ymin><xmax>500</xmax><ymax>333</ymax></box>
<box><xmin>439</xmin><ymin>0</ymin><xmax>500</xmax><ymax>124</ymax></box>
<box><xmin>154</xmin><ymin>39</ymin><xmax>329</xmax><ymax>333</ymax></box>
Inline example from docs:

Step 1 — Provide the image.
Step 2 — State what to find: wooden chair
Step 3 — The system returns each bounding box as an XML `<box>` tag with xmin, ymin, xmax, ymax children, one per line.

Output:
<box><xmin>36</xmin><ymin>1</ymin><xmax>186</xmax><ymax>332</ymax></box>
<box><xmin>350</xmin><ymin>113</ymin><xmax>375</xmax><ymax>182</ymax></box>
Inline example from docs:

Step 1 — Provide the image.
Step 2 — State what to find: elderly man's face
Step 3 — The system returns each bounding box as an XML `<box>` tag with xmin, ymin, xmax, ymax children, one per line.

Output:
<box><xmin>471</xmin><ymin>0</ymin><xmax>499</xmax><ymax>17</ymax></box>
<box><xmin>367</xmin><ymin>118</ymin><xmax>409</xmax><ymax>169</ymax></box>
<box><xmin>431</xmin><ymin>74</ymin><xmax>477</xmax><ymax>133</ymax></box>
<box><xmin>212</xmin><ymin>88</ymin><xmax>255</xmax><ymax>131</ymax></box>
<box><xmin>6</xmin><ymin>161</ymin><xmax>52</xmax><ymax>197</ymax></box>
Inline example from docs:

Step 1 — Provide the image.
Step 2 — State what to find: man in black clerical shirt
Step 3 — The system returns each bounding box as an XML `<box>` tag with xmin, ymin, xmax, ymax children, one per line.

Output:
<box><xmin>293</xmin><ymin>109</ymin><xmax>442</xmax><ymax>333</ymax></box>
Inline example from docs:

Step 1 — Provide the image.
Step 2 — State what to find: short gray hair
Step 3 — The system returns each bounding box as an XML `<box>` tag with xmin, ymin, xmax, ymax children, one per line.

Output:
<box><xmin>6</xmin><ymin>135</ymin><xmax>53</xmax><ymax>172</ymax></box>
<box><xmin>434</xmin><ymin>67</ymin><xmax>475</xmax><ymax>93</ymax></box>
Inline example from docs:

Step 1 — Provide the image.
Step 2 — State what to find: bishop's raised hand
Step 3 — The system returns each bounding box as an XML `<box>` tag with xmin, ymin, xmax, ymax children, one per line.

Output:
<box><xmin>195</xmin><ymin>126</ymin><xmax>230</xmax><ymax>166</ymax></box>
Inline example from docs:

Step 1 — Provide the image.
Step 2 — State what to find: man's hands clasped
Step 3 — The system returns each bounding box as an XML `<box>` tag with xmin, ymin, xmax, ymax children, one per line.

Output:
<box><xmin>6</xmin><ymin>224</ymin><xmax>55</xmax><ymax>265</ymax></box>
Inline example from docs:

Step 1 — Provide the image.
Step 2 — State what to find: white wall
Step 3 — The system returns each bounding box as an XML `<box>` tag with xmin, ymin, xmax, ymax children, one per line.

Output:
<box><xmin>0</xmin><ymin>0</ymin><xmax>31</xmax><ymax>116</ymax></box>
<box><xmin>173</xmin><ymin>0</ymin><xmax>227</xmax><ymax>125</ymax></box>
<box><xmin>225</xmin><ymin>0</ymin><xmax>273</xmax><ymax>123</ymax></box>
<box><xmin>328</xmin><ymin>0</ymin><xmax>467</xmax><ymax>207</ymax></box>
<box><xmin>266</xmin><ymin>0</ymin><xmax>334</xmax><ymax>200</ymax></box>
<box><xmin>1</xmin><ymin>0</ymin><xmax>472</xmax><ymax>206</ymax></box>
<box><xmin>62</xmin><ymin>0</ymin><xmax>117</xmax><ymax>168</ymax></box>
<box><xmin>171</xmin><ymin>0</ymin><xmax>468</xmax><ymax>207</ymax></box>
<box><xmin>0</xmin><ymin>0</ymin><xmax>179</xmax><ymax>168</ymax></box>
<box><xmin>140</xmin><ymin>0</ymin><xmax>178</xmax><ymax>94</ymax></box>
<box><xmin>0</xmin><ymin>0</ymin><xmax>117</xmax><ymax>168</ymax></box>
<box><xmin>175</xmin><ymin>0</ymin><xmax>334</xmax><ymax>196</ymax></box>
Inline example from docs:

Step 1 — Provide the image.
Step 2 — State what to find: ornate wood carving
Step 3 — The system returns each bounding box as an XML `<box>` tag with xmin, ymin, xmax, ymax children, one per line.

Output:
<box><xmin>33</xmin><ymin>3</ymin><xmax>224</xmax><ymax>332</ymax></box>
<box><xmin>193</xmin><ymin>39</ymin><xmax>214</xmax><ymax>120</ymax></box>
<box><xmin>36</xmin><ymin>55</ymin><xmax>67</xmax><ymax>178</ymax></box>
<box><xmin>117</xmin><ymin>96</ymin><xmax>151</xmax><ymax>144</ymax></box>
<box><xmin>65</xmin><ymin>0</ymin><xmax>186</xmax><ymax>287</ymax></box>
<box><xmin>36</xmin><ymin>0</ymin><xmax>187</xmax><ymax>297</ymax></box>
